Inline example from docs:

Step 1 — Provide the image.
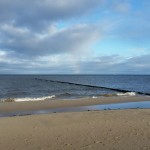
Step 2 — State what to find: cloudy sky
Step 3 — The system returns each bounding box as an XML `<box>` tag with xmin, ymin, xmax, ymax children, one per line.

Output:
<box><xmin>0</xmin><ymin>0</ymin><xmax>149</xmax><ymax>74</ymax></box>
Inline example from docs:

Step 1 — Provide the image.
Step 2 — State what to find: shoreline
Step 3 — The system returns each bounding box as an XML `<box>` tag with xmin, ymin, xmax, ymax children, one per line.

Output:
<box><xmin>0</xmin><ymin>96</ymin><xmax>150</xmax><ymax>114</ymax></box>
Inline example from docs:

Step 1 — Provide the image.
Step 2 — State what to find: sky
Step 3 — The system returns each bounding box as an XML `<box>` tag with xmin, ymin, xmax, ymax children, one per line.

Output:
<box><xmin>0</xmin><ymin>0</ymin><xmax>150</xmax><ymax>74</ymax></box>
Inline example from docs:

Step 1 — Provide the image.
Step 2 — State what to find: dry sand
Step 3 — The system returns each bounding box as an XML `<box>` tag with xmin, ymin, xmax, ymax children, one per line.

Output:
<box><xmin>0</xmin><ymin>96</ymin><xmax>150</xmax><ymax>150</ymax></box>
<box><xmin>0</xmin><ymin>109</ymin><xmax>150</xmax><ymax>150</ymax></box>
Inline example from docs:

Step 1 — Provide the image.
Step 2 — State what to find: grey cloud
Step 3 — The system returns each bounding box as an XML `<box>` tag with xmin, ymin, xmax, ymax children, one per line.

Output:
<box><xmin>0</xmin><ymin>53</ymin><xmax>150</xmax><ymax>74</ymax></box>
<box><xmin>0</xmin><ymin>24</ymin><xmax>101</xmax><ymax>56</ymax></box>
<box><xmin>76</xmin><ymin>54</ymin><xmax>150</xmax><ymax>74</ymax></box>
<box><xmin>0</xmin><ymin>0</ymin><xmax>103</xmax><ymax>30</ymax></box>
<box><xmin>0</xmin><ymin>54</ymin><xmax>76</xmax><ymax>74</ymax></box>
<box><xmin>0</xmin><ymin>0</ymin><xmax>149</xmax><ymax>74</ymax></box>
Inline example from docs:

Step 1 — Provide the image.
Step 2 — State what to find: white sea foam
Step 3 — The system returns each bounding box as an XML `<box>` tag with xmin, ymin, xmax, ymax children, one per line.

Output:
<box><xmin>15</xmin><ymin>95</ymin><xmax>56</xmax><ymax>102</ymax></box>
<box><xmin>92</xmin><ymin>96</ymin><xmax>97</xmax><ymax>99</ymax></box>
<box><xmin>92</xmin><ymin>92</ymin><xmax>137</xmax><ymax>98</ymax></box>
<box><xmin>116</xmin><ymin>92</ymin><xmax>136</xmax><ymax>96</ymax></box>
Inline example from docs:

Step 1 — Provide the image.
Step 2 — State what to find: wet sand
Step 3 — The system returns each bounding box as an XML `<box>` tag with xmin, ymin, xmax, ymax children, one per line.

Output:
<box><xmin>0</xmin><ymin>96</ymin><xmax>150</xmax><ymax>113</ymax></box>
<box><xmin>0</xmin><ymin>96</ymin><xmax>150</xmax><ymax>150</ymax></box>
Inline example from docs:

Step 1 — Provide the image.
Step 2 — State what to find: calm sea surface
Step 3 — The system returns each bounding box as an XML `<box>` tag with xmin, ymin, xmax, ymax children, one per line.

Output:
<box><xmin>0</xmin><ymin>75</ymin><xmax>150</xmax><ymax>102</ymax></box>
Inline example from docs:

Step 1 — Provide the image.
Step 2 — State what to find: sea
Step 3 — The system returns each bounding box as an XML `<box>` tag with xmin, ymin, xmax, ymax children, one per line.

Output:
<box><xmin>0</xmin><ymin>75</ymin><xmax>150</xmax><ymax>102</ymax></box>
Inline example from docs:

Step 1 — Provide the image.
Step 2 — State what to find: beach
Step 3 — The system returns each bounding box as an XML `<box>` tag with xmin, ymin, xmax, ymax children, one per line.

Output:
<box><xmin>0</xmin><ymin>96</ymin><xmax>150</xmax><ymax>150</ymax></box>
<box><xmin>0</xmin><ymin>0</ymin><xmax>149</xmax><ymax>148</ymax></box>
<box><xmin>1</xmin><ymin>96</ymin><xmax>150</xmax><ymax>113</ymax></box>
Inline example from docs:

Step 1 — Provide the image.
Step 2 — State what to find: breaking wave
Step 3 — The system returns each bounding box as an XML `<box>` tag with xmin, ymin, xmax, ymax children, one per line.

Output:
<box><xmin>0</xmin><ymin>95</ymin><xmax>56</xmax><ymax>102</ymax></box>
<box><xmin>0</xmin><ymin>92</ymin><xmax>137</xmax><ymax>102</ymax></box>
<box><xmin>92</xmin><ymin>92</ymin><xmax>137</xmax><ymax>98</ymax></box>
<box><xmin>116</xmin><ymin>92</ymin><xmax>136</xmax><ymax>96</ymax></box>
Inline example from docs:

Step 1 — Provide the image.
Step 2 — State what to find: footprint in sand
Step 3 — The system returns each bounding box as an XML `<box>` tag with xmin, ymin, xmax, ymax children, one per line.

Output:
<box><xmin>65</xmin><ymin>143</ymin><xmax>72</xmax><ymax>146</ymax></box>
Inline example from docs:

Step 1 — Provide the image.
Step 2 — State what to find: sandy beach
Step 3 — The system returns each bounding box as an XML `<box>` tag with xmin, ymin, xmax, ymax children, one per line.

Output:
<box><xmin>0</xmin><ymin>0</ymin><xmax>149</xmax><ymax>148</ymax></box>
<box><xmin>1</xmin><ymin>96</ymin><xmax>150</xmax><ymax>113</ymax></box>
<box><xmin>0</xmin><ymin>96</ymin><xmax>150</xmax><ymax>150</ymax></box>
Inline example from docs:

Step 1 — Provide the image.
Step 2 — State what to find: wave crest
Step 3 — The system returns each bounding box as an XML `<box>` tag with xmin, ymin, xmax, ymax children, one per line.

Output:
<box><xmin>92</xmin><ymin>92</ymin><xmax>137</xmax><ymax>98</ymax></box>
<box><xmin>0</xmin><ymin>95</ymin><xmax>56</xmax><ymax>102</ymax></box>
<box><xmin>116</xmin><ymin>92</ymin><xmax>136</xmax><ymax>96</ymax></box>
